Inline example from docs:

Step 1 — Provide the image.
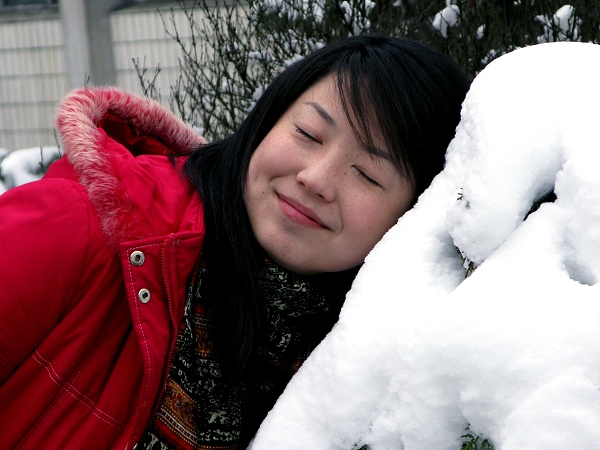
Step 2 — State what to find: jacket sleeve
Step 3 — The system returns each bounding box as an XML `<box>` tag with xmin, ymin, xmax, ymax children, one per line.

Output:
<box><xmin>0</xmin><ymin>177</ymin><xmax>95</xmax><ymax>383</ymax></box>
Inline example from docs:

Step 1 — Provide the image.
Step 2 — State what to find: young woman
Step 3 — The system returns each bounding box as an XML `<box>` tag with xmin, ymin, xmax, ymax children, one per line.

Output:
<box><xmin>0</xmin><ymin>35</ymin><xmax>470</xmax><ymax>449</ymax></box>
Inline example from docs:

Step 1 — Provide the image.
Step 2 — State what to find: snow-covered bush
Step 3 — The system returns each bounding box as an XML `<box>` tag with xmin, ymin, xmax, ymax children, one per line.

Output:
<box><xmin>0</xmin><ymin>147</ymin><xmax>61</xmax><ymax>194</ymax></box>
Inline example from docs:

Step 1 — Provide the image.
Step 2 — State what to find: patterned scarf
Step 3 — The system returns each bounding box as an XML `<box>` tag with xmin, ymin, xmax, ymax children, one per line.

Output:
<box><xmin>138</xmin><ymin>258</ymin><xmax>340</xmax><ymax>449</ymax></box>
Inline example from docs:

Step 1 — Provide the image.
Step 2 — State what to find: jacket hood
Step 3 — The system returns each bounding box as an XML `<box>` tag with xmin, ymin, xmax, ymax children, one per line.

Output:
<box><xmin>55</xmin><ymin>87</ymin><xmax>205</xmax><ymax>246</ymax></box>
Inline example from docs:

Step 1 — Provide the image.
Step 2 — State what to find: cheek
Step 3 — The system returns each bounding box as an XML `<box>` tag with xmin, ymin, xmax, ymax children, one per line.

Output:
<box><xmin>345</xmin><ymin>196</ymin><xmax>406</xmax><ymax>244</ymax></box>
<box><xmin>246</xmin><ymin>147</ymin><xmax>275</xmax><ymax>195</ymax></box>
<box><xmin>246</xmin><ymin>152</ymin><xmax>264</xmax><ymax>185</ymax></box>
<box><xmin>244</xmin><ymin>160</ymin><xmax>260</xmax><ymax>203</ymax></box>
<box><xmin>248</xmin><ymin>138</ymin><xmax>293</xmax><ymax>182</ymax></box>
<box><xmin>334</xmin><ymin>208</ymin><xmax>394</xmax><ymax>270</ymax></box>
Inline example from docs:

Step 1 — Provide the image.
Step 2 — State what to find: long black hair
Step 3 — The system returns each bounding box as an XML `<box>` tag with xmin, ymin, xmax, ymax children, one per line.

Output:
<box><xmin>184</xmin><ymin>34</ymin><xmax>471</xmax><ymax>374</ymax></box>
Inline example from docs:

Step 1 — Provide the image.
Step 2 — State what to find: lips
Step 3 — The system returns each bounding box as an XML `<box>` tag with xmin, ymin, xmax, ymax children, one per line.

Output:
<box><xmin>277</xmin><ymin>193</ymin><xmax>329</xmax><ymax>229</ymax></box>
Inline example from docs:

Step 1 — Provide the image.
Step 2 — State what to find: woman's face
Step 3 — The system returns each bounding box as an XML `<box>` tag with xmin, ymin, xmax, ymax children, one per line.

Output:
<box><xmin>244</xmin><ymin>75</ymin><xmax>415</xmax><ymax>275</ymax></box>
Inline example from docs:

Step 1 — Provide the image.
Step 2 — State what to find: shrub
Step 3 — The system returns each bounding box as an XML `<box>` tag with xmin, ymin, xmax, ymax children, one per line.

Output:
<box><xmin>143</xmin><ymin>0</ymin><xmax>600</xmax><ymax>141</ymax></box>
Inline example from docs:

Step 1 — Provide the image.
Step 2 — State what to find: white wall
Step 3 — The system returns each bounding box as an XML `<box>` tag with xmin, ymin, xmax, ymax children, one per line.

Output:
<box><xmin>0</xmin><ymin>1</ymin><xmax>192</xmax><ymax>152</ymax></box>
<box><xmin>110</xmin><ymin>5</ymin><xmax>193</xmax><ymax>101</ymax></box>
<box><xmin>0</xmin><ymin>17</ymin><xmax>67</xmax><ymax>150</ymax></box>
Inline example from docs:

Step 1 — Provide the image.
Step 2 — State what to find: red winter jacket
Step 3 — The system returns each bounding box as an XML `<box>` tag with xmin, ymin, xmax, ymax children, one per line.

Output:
<box><xmin>0</xmin><ymin>88</ymin><xmax>206</xmax><ymax>449</ymax></box>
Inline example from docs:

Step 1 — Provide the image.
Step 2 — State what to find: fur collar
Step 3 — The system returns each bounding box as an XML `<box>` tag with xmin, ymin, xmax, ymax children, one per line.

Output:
<box><xmin>56</xmin><ymin>87</ymin><xmax>205</xmax><ymax>246</ymax></box>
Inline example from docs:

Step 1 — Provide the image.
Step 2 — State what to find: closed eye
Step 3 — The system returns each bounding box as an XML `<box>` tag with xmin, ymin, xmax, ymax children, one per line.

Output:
<box><xmin>356</xmin><ymin>168</ymin><xmax>381</xmax><ymax>187</ymax></box>
<box><xmin>295</xmin><ymin>126</ymin><xmax>321</xmax><ymax>144</ymax></box>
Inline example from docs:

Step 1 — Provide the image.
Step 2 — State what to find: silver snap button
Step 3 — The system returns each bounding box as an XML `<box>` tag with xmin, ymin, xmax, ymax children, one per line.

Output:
<box><xmin>130</xmin><ymin>251</ymin><xmax>145</xmax><ymax>266</ymax></box>
<box><xmin>138</xmin><ymin>288</ymin><xmax>151</xmax><ymax>303</ymax></box>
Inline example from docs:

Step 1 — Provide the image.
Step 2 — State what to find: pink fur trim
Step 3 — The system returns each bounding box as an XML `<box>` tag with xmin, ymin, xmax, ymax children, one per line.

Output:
<box><xmin>56</xmin><ymin>87</ymin><xmax>205</xmax><ymax>247</ymax></box>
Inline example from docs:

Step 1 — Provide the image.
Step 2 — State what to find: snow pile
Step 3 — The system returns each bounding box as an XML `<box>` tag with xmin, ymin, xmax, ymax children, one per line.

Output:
<box><xmin>537</xmin><ymin>5</ymin><xmax>580</xmax><ymax>42</ymax></box>
<box><xmin>432</xmin><ymin>2</ymin><xmax>460</xmax><ymax>39</ymax></box>
<box><xmin>433</xmin><ymin>4</ymin><xmax>579</xmax><ymax>44</ymax></box>
<box><xmin>250</xmin><ymin>42</ymin><xmax>600</xmax><ymax>449</ymax></box>
<box><xmin>0</xmin><ymin>147</ymin><xmax>61</xmax><ymax>193</ymax></box>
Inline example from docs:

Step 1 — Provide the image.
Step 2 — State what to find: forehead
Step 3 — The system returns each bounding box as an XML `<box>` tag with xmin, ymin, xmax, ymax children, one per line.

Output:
<box><xmin>294</xmin><ymin>75</ymin><xmax>390</xmax><ymax>157</ymax></box>
<box><xmin>295</xmin><ymin>75</ymin><xmax>339</xmax><ymax>106</ymax></box>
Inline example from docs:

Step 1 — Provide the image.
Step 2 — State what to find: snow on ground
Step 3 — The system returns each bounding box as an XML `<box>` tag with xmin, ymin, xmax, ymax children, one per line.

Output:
<box><xmin>0</xmin><ymin>147</ymin><xmax>61</xmax><ymax>194</ymax></box>
<box><xmin>249</xmin><ymin>42</ymin><xmax>600</xmax><ymax>449</ymax></box>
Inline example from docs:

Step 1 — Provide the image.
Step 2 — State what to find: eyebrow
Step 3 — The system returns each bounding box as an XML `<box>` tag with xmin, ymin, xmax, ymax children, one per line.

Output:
<box><xmin>305</xmin><ymin>101</ymin><xmax>393</xmax><ymax>163</ymax></box>
<box><xmin>305</xmin><ymin>101</ymin><xmax>336</xmax><ymax>126</ymax></box>
<box><xmin>364</xmin><ymin>144</ymin><xmax>393</xmax><ymax>163</ymax></box>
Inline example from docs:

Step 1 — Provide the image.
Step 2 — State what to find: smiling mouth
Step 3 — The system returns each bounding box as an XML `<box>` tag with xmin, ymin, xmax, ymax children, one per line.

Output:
<box><xmin>277</xmin><ymin>194</ymin><xmax>329</xmax><ymax>229</ymax></box>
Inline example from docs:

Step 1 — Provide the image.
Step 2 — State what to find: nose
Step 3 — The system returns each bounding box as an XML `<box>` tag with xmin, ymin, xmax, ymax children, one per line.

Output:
<box><xmin>296</xmin><ymin>147</ymin><xmax>343</xmax><ymax>202</ymax></box>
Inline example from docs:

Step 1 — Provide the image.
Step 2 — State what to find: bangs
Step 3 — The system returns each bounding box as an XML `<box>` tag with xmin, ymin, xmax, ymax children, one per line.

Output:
<box><xmin>334</xmin><ymin>65</ymin><xmax>415</xmax><ymax>184</ymax></box>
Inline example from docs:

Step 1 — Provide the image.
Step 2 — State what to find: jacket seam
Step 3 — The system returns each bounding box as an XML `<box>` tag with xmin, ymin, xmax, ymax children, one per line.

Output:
<box><xmin>145</xmin><ymin>236</ymin><xmax>181</xmax><ymax>428</ymax></box>
<box><xmin>21</xmin><ymin>354</ymin><xmax>74</xmax><ymax>449</ymax></box>
<box><xmin>30</xmin><ymin>351</ymin><xmax>124</xmax><ymax>429</ymax></box>
<box><xmin>125</xmin><ymin>242</ymin><xmax>165</xmax><ymax>440</ymax></box>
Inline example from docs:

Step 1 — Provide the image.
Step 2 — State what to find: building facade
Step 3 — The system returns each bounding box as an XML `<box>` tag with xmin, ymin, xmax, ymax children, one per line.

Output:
<box><xmin>0</xmin><ymin>0</ymin><xmax>193</xmax><ymax>151</ymax></box>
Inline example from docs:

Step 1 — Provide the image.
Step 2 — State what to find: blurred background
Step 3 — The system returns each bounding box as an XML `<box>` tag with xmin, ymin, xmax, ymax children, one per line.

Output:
<box><xmin>0</xmin><ymin>0</ymin><xmax>193</xmax><ymax>151</ymax></box>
